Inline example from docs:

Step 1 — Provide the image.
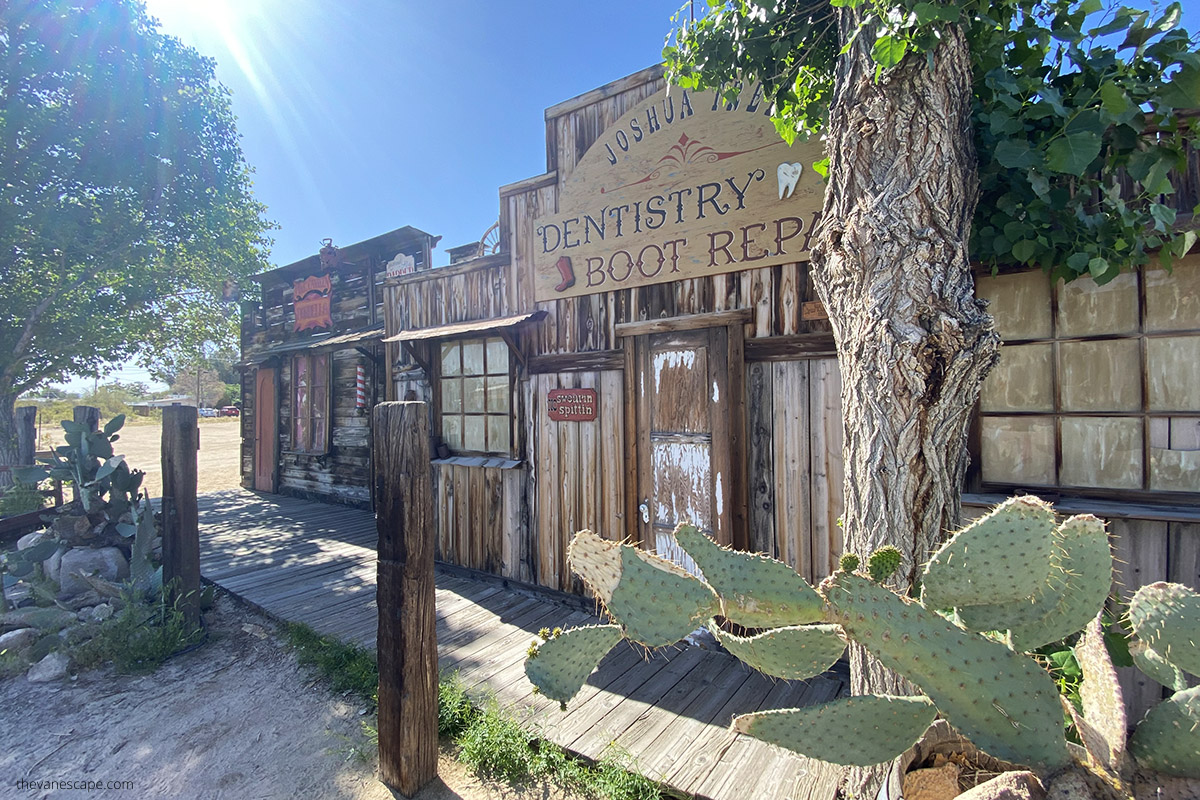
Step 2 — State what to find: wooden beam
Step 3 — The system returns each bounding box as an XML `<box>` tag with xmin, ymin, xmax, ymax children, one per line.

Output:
<box><xmin>401</xmin><ymin>341</ymin><xmax>432</xmax><ymax>375</ymax></box>
<box><xmin>161</xmin><ymin>405</ymin><xmax>201</xmax><ymax>628</ymax></box>
<box><xmin>615</xmin><ymin>309</ymin><xmax>753</xmax><ymax>338</ymax></box>
<box><xmin>543</xmin><ymin>64</ymin><xmax>664</xmax><ymax>120</ymax></box>
<box><xmin>498</xmin><ymin>171</ymin><xmax>557</xmax><ymax>199</ymax></box>
<box><xmin>374</xmin><ymin>402</ymin><xmax>438</xmax><ymax>797</ymax></box>
<box><xmin>497</xmin><ymin>328</ymin><xmax>527</xmax><ymax>372</ymax></box>
<box><xmin>528</xmin><ymin>349</ymin><xmax>624</xmax><ymax>374</ymax></box>
<box><xmin>744</xmin><ymin>334</ymin><xmax>838</xmax><ymax>362</ymax></box>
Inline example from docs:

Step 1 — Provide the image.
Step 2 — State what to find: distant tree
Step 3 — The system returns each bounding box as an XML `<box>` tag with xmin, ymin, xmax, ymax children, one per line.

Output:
<box><xmin>0</xmin><ymin>0</ymin><xmax>272</xmax><ymax>468</ymax></box>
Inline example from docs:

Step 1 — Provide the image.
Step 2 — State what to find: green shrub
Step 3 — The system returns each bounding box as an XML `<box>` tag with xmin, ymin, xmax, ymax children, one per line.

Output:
<box><xmin>0</xmin><ymin>481</ymin><xmax>47</xmax><ymax>517</ymax></box>
<box><xmin>75</xmin><ymin>586</ymin><xmax>205</xmax><ymax>674</ymax></box>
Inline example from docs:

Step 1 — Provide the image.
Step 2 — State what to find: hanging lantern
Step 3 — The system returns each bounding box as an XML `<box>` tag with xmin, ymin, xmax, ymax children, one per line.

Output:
<box><xmin>356</xmin><ymin>364</ymin><xmax>367</xmax><ymax>411</ymax></box>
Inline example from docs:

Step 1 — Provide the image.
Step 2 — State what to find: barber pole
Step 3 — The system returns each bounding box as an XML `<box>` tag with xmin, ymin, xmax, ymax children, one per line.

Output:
<box><xmin>356</xmin><ymin>365</ymin><xmax>367</xmax><ymax>411</ymax></box>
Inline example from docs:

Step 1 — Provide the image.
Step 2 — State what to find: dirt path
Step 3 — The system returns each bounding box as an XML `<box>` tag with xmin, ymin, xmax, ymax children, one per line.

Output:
<box><xmin>1</xmin><ymin>592</ymin><xmax>586</xmax><ymax>800</ymax></box>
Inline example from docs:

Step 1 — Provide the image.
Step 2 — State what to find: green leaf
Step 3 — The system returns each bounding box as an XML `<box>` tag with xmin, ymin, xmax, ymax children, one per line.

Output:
<box><xmin>1160</xmin><ymin>64</ymin><xmax>1200</xmax><ymax>109</ymax></box>
<box><xmin>1011</xmin><ymin>240</ymin><xmax>1038</xmax><ymax>262</ymax></box>
<box><xmin>1099</xmin><ymin>83</ymin><xmax>1132</xmax><ymax>116</ymax></box>
<box><xmin>913</xmin><ymin>3</ymin><xmax>959</xmax><ymax>24</ymax></box>
<box><xmin>871</xmin><ymin>35</ymin><xmax>909</xmax><ymax>71</ymax></box>
<box><xmin>994</xmin><ymin>139</ymin><xmax>1039</xmax><ymax>169</ymax></box>
<box><xmin>1067</xmin><ymin>252</ymin><xmax>1092</xmax><ymax>273</ymax></box>
<box><xmin>1079</xmin><ymin>0</ymin><xmax>1103</xmax><ymax>15</ymax></box>
<box><xmin>811</xmin><ymin>157</ymin><xmax>830</xmax><ymax>179</ymax></box>
<box><xmin>1168</xmin><ymin>230</ymin><xmax>1198</xmax><ymax>258</ymax></box>
<box><xmin>103</xmin><ymin>414</ymin><xmax>126</xmax><ymax>435</ymax></box>
<box><xmin>1088</xmin><ymin>257</ymin><xmax>1111</xmax><ymax>280</ymax></box>
<box><xmin>1045</xmin><ymin>132</ymin><xmax>1102</xmax><ymax>175</ymax></box>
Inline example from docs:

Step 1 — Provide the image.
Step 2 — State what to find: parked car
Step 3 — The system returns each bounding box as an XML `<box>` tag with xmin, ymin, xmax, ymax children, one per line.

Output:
<box><xmin>199</xmin><ymin>407</ymin><xmax>218</xmax><ymax>417</ymax></box>
<box><xmin>220</xmin><ymin>406</ymin><xmax>240</xmax><ymax>417</ymax></box>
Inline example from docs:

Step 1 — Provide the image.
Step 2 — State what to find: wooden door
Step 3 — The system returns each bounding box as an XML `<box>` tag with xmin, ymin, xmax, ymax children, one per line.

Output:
<box><xmin>254</xmin><ymin>367</ymin><xmax>277</xmax><ymax>492</ymax></box>
<box><xmin>633</xmin><ymin>327</ymin><xmax>736</xmax><ymax>573</ymax></box>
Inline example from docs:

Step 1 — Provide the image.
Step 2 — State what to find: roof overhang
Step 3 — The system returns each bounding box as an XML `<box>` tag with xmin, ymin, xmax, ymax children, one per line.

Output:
<box><xmin>242</xmin><ymin>326</ymin><xmax>384</xmax><ymax>365</ymax></box>
<box><xmin>382</xmin><ymin>311</ymin><xmax>546</xmax><ymax>344</ymax></box>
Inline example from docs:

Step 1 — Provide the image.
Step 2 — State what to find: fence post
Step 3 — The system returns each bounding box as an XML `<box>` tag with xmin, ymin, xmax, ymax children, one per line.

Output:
<box><xmin>374</xmin><ymin>401</ymin><xmax>437</xmax><ymax>797</ymax></box>
<box><xmin>15</xmin><ymin>406</ymin><xmax>36</xmax><ymax>467</ymax></box>
<box><xmin>161</xmin><ymin>406</ymin><xmax>200</xmax><ymax>628</ymax></box>
<box><xmin>71</xmin><ymin>406</ymin><xmax>100</xmax><ymax>503</ymax></box>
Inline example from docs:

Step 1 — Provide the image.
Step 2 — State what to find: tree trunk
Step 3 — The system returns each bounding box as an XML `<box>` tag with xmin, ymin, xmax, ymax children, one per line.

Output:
<box><xmin>811</xmin><ymin>11</ymin><xmax>1000</xmax><ymax>796</ymax></box>
<box><xmin>0</xmin><ymin>391</ymin><xmax>18</xmax><ymax>488</ymax></box>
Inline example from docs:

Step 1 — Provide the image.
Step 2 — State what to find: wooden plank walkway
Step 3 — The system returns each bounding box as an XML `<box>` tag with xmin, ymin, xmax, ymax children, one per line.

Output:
<box><xmin>198</xmin><ymin>489</ymin><xmax>846</xmax><ymax>800</ymax></box>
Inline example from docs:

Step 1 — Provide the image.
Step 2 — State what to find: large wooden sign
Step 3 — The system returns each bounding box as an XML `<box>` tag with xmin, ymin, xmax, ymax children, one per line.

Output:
<box><xmin>533</xmin><ymin>84</ymin><xmax>824</xmax><ymax>302</ymax></box>
<box><xmin>547</xmin><ymin>388</ymin><xmax>597</xmax><ymax>421</ymax></box>
<box><xmin>293</xmin><ymin>273</ymin><xmax>333</xmax><ymax>332</ymax></box>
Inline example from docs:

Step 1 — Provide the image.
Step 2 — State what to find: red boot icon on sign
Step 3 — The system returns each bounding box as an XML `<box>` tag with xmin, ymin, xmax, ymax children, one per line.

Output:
<box><xmin>554</xmin><ymin>256</ymin><xmax>576</xmax><ymax>292</ymax></box>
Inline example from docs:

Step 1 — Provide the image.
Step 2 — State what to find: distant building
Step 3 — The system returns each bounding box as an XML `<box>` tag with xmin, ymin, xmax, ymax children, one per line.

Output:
<box><xmin>130</xmin><ymin>396</ymin><xmax>194</xmax><ymax>415</ymax></box>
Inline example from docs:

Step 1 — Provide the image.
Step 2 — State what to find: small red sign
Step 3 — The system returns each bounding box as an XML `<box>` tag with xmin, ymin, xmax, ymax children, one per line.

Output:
<box><xmin>548</xmin><ymin>388</ymin><xmax>597</xmax><ymax>422</ymax></box>
<box><xmin>293</xmin><ymin>273</ymin><xmax>333</xmax><ymax>332</ymax></box>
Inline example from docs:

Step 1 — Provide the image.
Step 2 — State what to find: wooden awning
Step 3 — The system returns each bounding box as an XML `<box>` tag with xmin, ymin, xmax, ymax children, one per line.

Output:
<box><xmin>242</xmin><ymin>326</ymin><xmax>384</xmax><ymax>364</ymax></box>
<box><xmin>382</xmin><ymin>311</ymin><xmax>546</xmax><ymax>343</ymax></box>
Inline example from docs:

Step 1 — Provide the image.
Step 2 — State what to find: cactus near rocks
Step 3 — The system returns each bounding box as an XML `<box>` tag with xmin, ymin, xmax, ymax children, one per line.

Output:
<box><xmin>524</xmin><ymin>498</ymin><xmax>1200</xmax><ymax>791</ymax></box>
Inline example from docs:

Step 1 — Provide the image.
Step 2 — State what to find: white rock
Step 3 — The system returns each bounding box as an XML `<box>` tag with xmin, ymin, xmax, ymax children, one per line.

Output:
<box><xmin>43</xmin><ymin>545</ymin><xmax>70</xmax><ymax>584</ymax></box>
<box><xmin>87</xmin><ymin>604</ymin><xmax>114</xmax><ymax>623</ymax></box>
<box><xmin>16</xmin><ymin>530</ymin><xmax>49</xmax><ymax>551</ymax></box>
<box><xmin>58</xmin><ymin>547</ymin><xmax>129</xmax><ymax>598</ymax></box>
<box><xmin>0</xmin><ymin>627</ymin><xmax>39</xmax><ymax>653</ymax></box>
<box><xmin>26</xmin><ymin>651</ymin><xmax>69</xmax><ymax>683</ymax></box>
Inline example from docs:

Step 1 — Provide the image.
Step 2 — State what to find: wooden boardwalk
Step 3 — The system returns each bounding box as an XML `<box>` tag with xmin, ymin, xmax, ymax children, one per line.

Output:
<box><xmin>198</xmin><ymin>489</ymin><xmax>846</xmax><ymax>800</ymax></box>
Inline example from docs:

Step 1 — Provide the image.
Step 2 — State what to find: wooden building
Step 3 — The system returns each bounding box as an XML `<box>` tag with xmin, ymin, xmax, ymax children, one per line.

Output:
<box><xmin>240</xmin><ymin>226</ymin><xmax>438</xmax><ymax>507</ymax></box>
<box><xmin>381</xmin><ymin>65</ymin><xmax>1199</xmax><ymax>610</ymax></box>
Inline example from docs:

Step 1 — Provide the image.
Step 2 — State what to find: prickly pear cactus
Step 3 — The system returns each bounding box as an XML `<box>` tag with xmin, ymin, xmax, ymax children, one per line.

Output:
<box><xmin>525</xmin><ymin>498</ymin><xmax>1131</xmax><ymax>779</ymax></box>
<box><xmin>524</xmin><ymin>624</ymin><xmax>623</xmax><ymax>706</ymax></box>
<box><xmin>1128</xmin><ymin>582</ymin><xmax>1200</xmax><ymax>678</ymax></box>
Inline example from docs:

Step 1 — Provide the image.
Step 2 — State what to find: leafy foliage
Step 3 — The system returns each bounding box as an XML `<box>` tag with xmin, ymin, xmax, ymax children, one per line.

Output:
<box><xmin>0</xmin><ymin>0</ymin><xmax>272</xmax><ymax>416</ymax></box>
<box><xmin>664</xmin><ymin>0</ymin><xmax>1199</xmax><ymax>283</ymax></box>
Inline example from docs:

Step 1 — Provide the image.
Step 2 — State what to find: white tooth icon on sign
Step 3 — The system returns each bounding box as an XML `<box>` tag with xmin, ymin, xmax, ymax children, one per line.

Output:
<box><xmin>777</xmin><ymin>161</ymin><xmax>803</xmax><ymax>199</ymax></box>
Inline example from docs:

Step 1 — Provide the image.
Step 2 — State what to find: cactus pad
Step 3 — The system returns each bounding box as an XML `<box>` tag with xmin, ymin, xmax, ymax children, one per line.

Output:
<box><xmin>673</xmin><ymin>524</ymin><xmax>823</xmax><ymax>628</ymax></box>
<box><xmin>568</xmin><ymin>530</ymin><xmax>717</xmax><ymax>647</ymax></box>
<box><xmin>1128</xmin><ymin>685</ymin><xmax>1200</xmax><ymax>778</ymax></box>
<box><xmin>1130</xmin><ymin>639</ymin><xmax>1189</xmax><ymax>692</ymax></box>
<box><xmin>711</xmin><ymin>622</ymin><xmax>846</xmax><ymax>681</ymax></box>
<box><xmin>1128</xmin><ymin>582</ymin><xmax>1200</xmax><ymax>678</ymax></box>
<box><xmin>1073</xmin><ymin>615</ymin><xmax>1126</xmax><ymax>775</ymax></box>
<box><xmin>732</xmin><ymin>695</ymin><xmax>937</xmax><ymax>767</ymax></box>
<box><xmin>823</xmin><ymin>572</ymin><xmax>1070</xmax><ymax>770</ymax></box>
<box><xmin>524</xmin><ymin>624</ymin><xmax>623</xmax><ymax>706</ymax></box>
<box><xmin>921</xmin><ymin>496</ymin><xmax>1055</xmax><ymax>610</ymax></box>
<box><xmin>1006</xmin><ymin>515</ymin><xmax>1112</xmax><ymax>651</ymax></box>
<box><xmin>867</xmin><ymin>546</ymin><xmax>903</xmax><ymax>584</ymax></box>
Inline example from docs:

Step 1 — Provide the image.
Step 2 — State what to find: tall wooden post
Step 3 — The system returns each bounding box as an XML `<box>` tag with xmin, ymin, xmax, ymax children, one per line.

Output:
<box><xmin>374</xmin><ymin>401</ymin><xmax>437</xmax><ymax>797</ymax></box>
<box><xmin>15</xmin><ymin>406</ymin><xmax>37</xmax><ymax>466</ymax></box>
<box><xmin>161</xmin><ymin>406</ymin><xmax>200</xmax><ymax>628</ymax></box>
<box><xmin>71</xmin><ymin>406</ymin><xmax>100</xmax><ymax>503</ymax></box>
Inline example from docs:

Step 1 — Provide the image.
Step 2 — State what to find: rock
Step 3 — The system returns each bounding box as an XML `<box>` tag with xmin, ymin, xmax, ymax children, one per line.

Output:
<box><xmin>26</xmin><ymin>650</ymin><xmax>69</xmax><ymax>683</ymax></box>
<box><xmin>904</xmin><ymin>763</ymin><xmax>962</xmax><ymax>800</ymax></box>
<box><xmin>58</xmin><ymin>547</ymin><xmax>129</xmax><ymax>598</ymax></box>
<box><xmin>87</xmin><ymin>603</ymin><xmax>114</xmax><ymax>623</ymax></box>
<box><xmin>43</xmin><ymin>545</ymin><xmax>70</xmax><ymax>584</ymax></box>
<box><xmin>958</xmin><ymin>772</ymin><xmax>1046</xmax><ymax>800</ymax></box>
<box><xmin>0</xmin><ymin>606</ymin><xmax>76</xmax><ymax>633</ymax></box>
<box><xmin>16</xmin><ymin>530</ymin><xmax>49</xmax><ymax>550</ymax></box>
<box><xmin>51</xmin><ymin>513</ymin><xmax>94</xmax><ymax>546</ymax></box>
<box><xmin>62</xmin><ymin>589</ymin><xmax>103</xmax><ymax>612</ymax></box>
<box><xmin>0</xmin><ymin>627</ymin><xmax>39</xmax><ymax>654</ymax></box>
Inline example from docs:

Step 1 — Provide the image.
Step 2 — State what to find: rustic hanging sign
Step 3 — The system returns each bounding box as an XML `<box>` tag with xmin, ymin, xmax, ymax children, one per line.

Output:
<box><xmin>293</xmin><ymin>273</ymin><xmax>333</xmax><ymax>332</ymax></box>
<box><xmin>385</xmin><ymin>252</ymin><xmax>416</xmax><ymax>280</ymax></box>
<box><xmin>547</xmin><ymin>388</ymin><xmax>598</xmax><ymax>422</ymax></box>
<box><xmin>533</xmin><ymin>84</ymin><xmax>825</xmax><ymax>302</ymax></box>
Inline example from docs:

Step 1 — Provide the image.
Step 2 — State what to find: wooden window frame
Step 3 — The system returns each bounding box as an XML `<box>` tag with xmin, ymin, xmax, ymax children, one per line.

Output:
<box><xmin>972</xmin><ymin>267</ymin><xmax>1200</xmax><ymax>503</ymax></box>
<box><xmin>435</xmin><ymin>336</ymin><xmax>513</xmax><ymax>457</ymax></box>
<box><xmin>291</xmin><ymin>352</ymin><xmax>332</xmax><ymax>455</ymax></box>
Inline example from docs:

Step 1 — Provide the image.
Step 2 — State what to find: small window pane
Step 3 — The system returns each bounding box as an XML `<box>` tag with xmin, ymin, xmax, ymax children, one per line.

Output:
<box><xmin>1056</xmin><ymin>272</ymin><xmax>1139</xmax><ymax>337</ymax></box>
<box><xmin>488</xmin><ymin>415</ymin><xmax>510</xmax><ymax>453</ymax></box>
<box><xmin>441</xmin><ymin>378</ymin><xmax>462</xmax><ymax>413</ymax></box>
<box><xmin>1145</xmin><ymin>260</ymin><xmax>1200</xmax><ymax>332</ymax></box>
<box><xmin>976</xmin><ymin>271</ymin><xmax>1052</xmax><ymax>340</ymax></box>
<box><xmin>486</xmin><ymin>339</ymin><xmax>508</xmax><ymax>374</ymax></box>
<box><xmin>441</xmin><ymin>342</ymin><xmax>461</xmax><ymax>376</ymax></box>
<box><xmin>1059</xmin><ymin>340</ymin><xmax>1141</xmax><ymax>412</ymax></box>
<box><xmin>442</xmin><ymin>415</ymin><xmax>463</xmax><ymax>450</ymax></box>
<box><xmin>462</xmin><ymin>341</ymin><xmax>485</xmax><ymax>376</ymax></box>
<box><xmin>1147</xmin><ymin>336</ymin><xmax>1200</xmax><ymax>412</ymax></box>
<box><xmin>463</xmin><ymin>377</ymin><xmax>486</xmax><ymax>414</ymax></box>
<box><xmin>1060</xmin><ymin>417</ymin><xmax>1142</xmax><ymax>489</ymax></box>
<box><xmin>980</xmin><ymin>417</ymin><xmax>1056</xmax><ymax>486</ymax></box>
<box><xmin>463</xmin><ymin>416</ymin><xmax>486</xmax><ymax>451</ymax></box>
<box><xmin>486</xmin><ymin>376</ymin><xmax>509</xmax><ymax>413</ymax></box>
<box><xmin>981</xmin><ymin>344</ymin><xmax>1053</xmax><ymax>412</ymax></box>
<box><xmin>1150</xmin><ymin>447</ymin><xmax>1200</xmax><ymax>492</ymax></box>
<box><xmin>312</xmin><ymin>417</ymin><xmax>327</xmax><ymax>451</ymax></box>
<box><xmin>312</xmin><ymin>385</ymin><xmax>327</xmax><ymax>419</ymax></box>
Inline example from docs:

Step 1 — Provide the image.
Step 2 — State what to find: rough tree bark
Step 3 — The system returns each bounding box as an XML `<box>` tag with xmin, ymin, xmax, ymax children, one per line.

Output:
<box><xmin>0</xmin><ymin>393</ymin><xmax>18</xmax><ymax>488</ymax></box>
<box><xmin>810</xmin><ymin>11</ymin><xmax>1000</xmax><ymax>795</ymax></box>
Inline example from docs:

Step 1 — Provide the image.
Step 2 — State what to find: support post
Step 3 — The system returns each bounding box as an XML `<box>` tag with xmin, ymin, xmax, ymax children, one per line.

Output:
<box><xmin>374</xmin><ymin>401</ymin><xmax>437</xmax><ymax>797</ymax></box>
<box><xmin>71</xmin><ymin>406</ymin><xmax>99</xmax><ymax>503</ymax></box>
<box><xmin>161</xmin><ymin>406</ymin><xmax>200</xmax><ymax>628</ymax></box>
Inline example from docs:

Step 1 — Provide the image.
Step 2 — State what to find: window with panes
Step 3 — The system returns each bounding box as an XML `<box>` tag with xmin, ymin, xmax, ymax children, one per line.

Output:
<box><xmin>292</xmin><ymin>352</ymin><xmax>330</xmax><ymax>454</ymax></box>
<box><xmin>974</xmin><ymin>259</ymin><xmax>1200</xmax><ymax>498</ymax></box>
<box><xmin>439</xmin><ymin>338</ymin><xmax>511</xmax><ymax>455</ymax></box>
